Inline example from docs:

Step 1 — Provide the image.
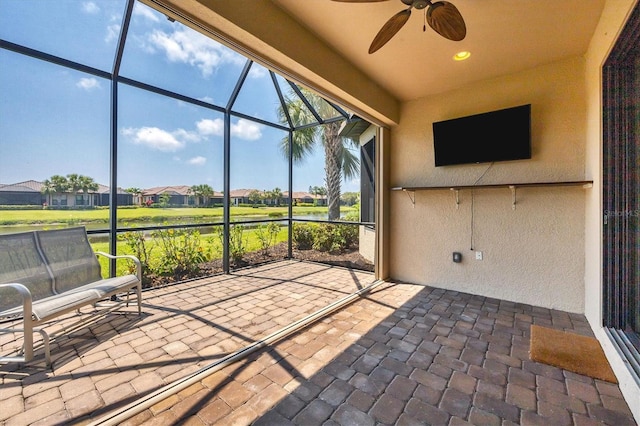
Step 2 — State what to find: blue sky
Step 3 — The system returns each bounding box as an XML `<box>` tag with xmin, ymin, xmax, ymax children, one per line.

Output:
<box><xmin>0</xmin><ymin>0</ymin><xmax>360</xmax><ymax>193</ymax></box>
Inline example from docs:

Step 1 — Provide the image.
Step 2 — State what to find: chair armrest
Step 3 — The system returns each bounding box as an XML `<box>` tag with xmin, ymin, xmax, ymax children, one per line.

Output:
<box><xmin>94</xmin><ymin>252</ymin><xmax>142</xmax><ymax>282</ymax></box>
<box><xmin>0</xmin><ymin>283</ymin><xmax>36</xmax><ymax>362</ymax></box>
<box><xmin>0</xmin><ymin>283</ymin><xmax>33</xmax><ymax>317</ymax></box>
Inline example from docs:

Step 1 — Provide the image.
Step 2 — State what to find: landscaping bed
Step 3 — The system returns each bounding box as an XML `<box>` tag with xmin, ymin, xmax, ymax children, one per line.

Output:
<box><xmin>144</xmin><ymin>242</ymin><xmax>373</xmax><ymax>287</ymax></box>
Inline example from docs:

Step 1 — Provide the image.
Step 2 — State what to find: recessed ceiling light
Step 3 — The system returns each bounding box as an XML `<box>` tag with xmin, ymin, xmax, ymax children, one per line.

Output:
<box><xmin>453</xmin><ymin>51</ymin><xmax>471</xmax><ymax>61</ymax></box>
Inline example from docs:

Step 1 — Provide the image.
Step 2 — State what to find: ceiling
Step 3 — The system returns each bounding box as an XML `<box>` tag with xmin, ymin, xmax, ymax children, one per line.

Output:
<box><xmin>270</xmin><ymin>0</ymin><xmax>606</xmax><ymax>102</ymax></box>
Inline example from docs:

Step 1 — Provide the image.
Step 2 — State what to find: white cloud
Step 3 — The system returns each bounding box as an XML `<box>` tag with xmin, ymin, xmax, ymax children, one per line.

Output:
<box><xmin>133</xmin><ymin>3</ymin><xmax>160</xmax><ymax>22</ymax></box>
<box><xmin>196</xmin><ymin>118</ymin><xmax>224</xmax><ymax>136</ymax></box>
<box><xmin>147</xmin><ymin>27</ymin><xmax>244</xmax><ymax>77</ymax></box>
<box><xmin>122</xmin><ymin>127</ymin><xmax>186</xmax><ymax>152</ymax></box>
<box><xmin>105</xmin><ymin>24</ymin><xmax>120</xmax><ymax>43</ymax></box>
<box><xmin>248</xmin><ymin>65</ymin><xmax>267</xmax><ymax>79</ymax></box>
<box><xmin>188</xmin><ymin>156</ymin><xmax>207</xmax><ymax>166</ymax></box>
<box><xmin>231</xmin><ymin>119</ymin><xmax>262</xmax><ymax>140</ymax></box>
<box><xmin>195</xmin><ymin>118</ymin><xmax>262</xmax><ymax>140</ymax></box>
<box><xmin>173</xmin><ymin>128</ymin><xmax>202</xmax><ymax>143</ymax></box>
<box><xmin>76</xmin><ymin>77</ymin><xmax>101</xmax><ymax>91</ymax></box>
<box><xmin>122</xmin><ymin>117</ymin><xmax>261</xmax><ymax>154</ymax></box>
<box><xmin>198</xmin><ymin>96</ymin><xmax>215</xmax><ymax>104</ymax></box>
<box><xmin>82</xmin><ymin>2</ymin><xmax>100</xmax><ymax>14</ymax></box>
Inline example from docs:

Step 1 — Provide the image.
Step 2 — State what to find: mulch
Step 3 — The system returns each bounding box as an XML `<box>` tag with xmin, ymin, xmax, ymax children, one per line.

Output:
<box><xmin>144</xmin><ymin>242</ymin><xmax>373</xmax><ymax>288</ymax></box>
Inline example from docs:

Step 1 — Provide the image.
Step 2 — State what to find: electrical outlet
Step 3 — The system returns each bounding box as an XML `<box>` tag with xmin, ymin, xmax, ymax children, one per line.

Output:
<box><xmin>475</xmin><ymin>251</ymin><xmax>483</xmax><ymax>260</ymax></box>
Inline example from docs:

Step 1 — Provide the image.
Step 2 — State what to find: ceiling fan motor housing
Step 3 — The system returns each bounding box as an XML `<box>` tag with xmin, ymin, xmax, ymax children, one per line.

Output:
<box><xmin>413</xmin><ymin>0</ymin><xmax>429</xmax><ymax>9</ymax></box>
<box><xmin>402</xmin><ymin>0</ymin><xmax>429</xmax><ymax>9</ymax></box>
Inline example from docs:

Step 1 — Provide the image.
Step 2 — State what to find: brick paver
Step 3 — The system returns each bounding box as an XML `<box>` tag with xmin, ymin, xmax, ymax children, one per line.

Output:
<box><xmin>128</xmin><ymin>276</ymin><xmax>636</xmax><ymax>425</ymax></box>
<box><xmin>0</xmin><ymin>261</ymin><xmax>373</xmax><ymax>424</ymax></box>
<box><xmin>1</xmin><ymin>261</ymin><xmax>637</xmax><ymax>425</ymax></box>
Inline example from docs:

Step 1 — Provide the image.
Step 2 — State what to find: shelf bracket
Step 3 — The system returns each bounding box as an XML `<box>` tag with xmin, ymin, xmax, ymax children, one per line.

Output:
<box><xmin>404</xmin><ymin>190</ymin><xmax>415</xmax><ymax>206</ymax></box>
<box><xmin>509</xmin><ymin>185</ymin><xmax>517</xmax><ymax>210</ymax></box>
<box><xmin>451</xmin><ymin>188</ymin><xmax>460</xmax><ymax>210</ymax></box>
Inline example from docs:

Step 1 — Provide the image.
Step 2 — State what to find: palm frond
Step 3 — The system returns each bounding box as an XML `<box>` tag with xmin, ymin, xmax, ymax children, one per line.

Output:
<box><xmin>278</xmin><ymin>94</ymin><xmax>319</xmax><ymax>162</ymax></box>
<box><xmin>340</xmin><ymin>143</ymin><xmax>360</xmax><ymax>180</ymax></box>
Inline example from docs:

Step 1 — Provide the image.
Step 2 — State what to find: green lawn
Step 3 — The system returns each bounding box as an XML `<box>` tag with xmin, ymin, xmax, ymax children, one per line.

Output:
<box><xmin>0</xmin><ymin>205</ymin><xmax>357</xmax><ymax>279</ymax></box>
<box><xmin>0</xmin><ymin>206</ymin><xmax>346</xmax><ymax>226</ymax></box>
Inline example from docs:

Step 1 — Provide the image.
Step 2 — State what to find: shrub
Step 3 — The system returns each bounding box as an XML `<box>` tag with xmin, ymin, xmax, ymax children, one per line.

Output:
<box><xmin>151</xmin><ymin>228</ymin><xmax>210</xmax><ymax>276</ymax></box>
<box><xmin>312</xmin><ymin>224</ymin><xmax>339</xmax><ymax>253</ymax></box>
<box><xmin>336</xmin><ymin>223</ymin><xmax>358</xmax><ymax>248</ymax></box>
<box><xmin>215</xmin><ymin>225</ymin><xmax>247</xmax><ymax>263</ymax></box>
<box><xmin>0</xmin><ymin>205</ymin><xmax>43</xmax><ymax>210</ymax></box>
<box><xmin>236</xmin><ymin>203</ymin><xmax>266</xmax><ymax>208</ymax></box>
<box><xmin>119</xmin><ymin>231</ymin><xmax>153</xmax><ymax>280</ymax></box>
<box><xmin>343</xmin><ymin>204</ymin><xmax>360</xmax><ymax>222</ymax></box>
<box><xmin>295</xmin><ymin>222</ymin><xmax>358</xmax><ymax>254</ymax></box>
<box><xmin>293</xmin><ymin>223</ymin><xmax>316</xmax><ymax>250</ymax></box>
<box><xmin>292</xmin><ymin>222</ymin><xmax>358</xmax><ymax>253</ymax></box>
<box><xmin>255</xmin><ymin>222</ymin><xmax>281</xmax><ymax>256</ymax></box>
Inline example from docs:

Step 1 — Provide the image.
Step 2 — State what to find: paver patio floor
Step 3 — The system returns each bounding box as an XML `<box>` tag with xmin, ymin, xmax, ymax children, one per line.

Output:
<box><xmin>0</xmin><ymin>261</ymin><xmax>374</xmax><ymax>425</ymax></box>
<box><xmin>0</xmin><ymin>260</ymin><xmax>636</xmax><ymax>425</ymax></box>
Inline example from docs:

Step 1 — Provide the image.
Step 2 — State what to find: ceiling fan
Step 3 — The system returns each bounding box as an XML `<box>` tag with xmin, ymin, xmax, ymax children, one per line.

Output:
<box><xmin>332</xmin><ymin>0</ymin><xmax>466</xmax><ymax>54</ymax></box>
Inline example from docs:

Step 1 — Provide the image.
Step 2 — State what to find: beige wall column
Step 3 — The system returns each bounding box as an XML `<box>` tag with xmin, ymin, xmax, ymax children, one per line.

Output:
<box><xmin>375</xmin><ymin>126</ymin><xmax>391</xmax><ymax>280</ymax></box>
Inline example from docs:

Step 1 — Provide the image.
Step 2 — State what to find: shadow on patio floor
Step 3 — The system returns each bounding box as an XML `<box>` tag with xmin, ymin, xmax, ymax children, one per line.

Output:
<box><xmin>121</xmin><ymin>280</ymin><xmax>636</xmax><ymax>426</ymax></box>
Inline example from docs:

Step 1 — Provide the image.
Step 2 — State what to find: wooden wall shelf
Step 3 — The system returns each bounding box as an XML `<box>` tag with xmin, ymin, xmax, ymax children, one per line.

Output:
<box><xmin>391</xmin><ymin>180</ymin><xmax>593</xmax><ymax>209</ymax></box>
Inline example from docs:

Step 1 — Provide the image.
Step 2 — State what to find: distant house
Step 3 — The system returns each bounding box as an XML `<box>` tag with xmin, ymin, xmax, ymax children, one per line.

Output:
<box><xmin>142</xmin><ymin>186</ymin><xmax>192</xmax><ymax>206</ymax></box>
<box><xmin>142</xmin><ymin>186</ymin><xmax>223</xmax><ymax>206</ymax></box>
<box><xmin>227</xmin><ymin>189</ymin><xmax>327</xmax><ymax>206</ymax></box>
<box><xmin>0</xmin><ymin>180</ymin><xmax>44</xmax><ymax>205</ymax></box>
<box><xmin>0</xmin><ymin>180</ymin><xmax>131</xmax><ymax>207</ymax></box>
<box><xmin>284</xmin><ymin>191</ymin><xmax>327</xmax><ymax>206</ymax></box>
<box><xmin>229</xmin><ymin>189</ymin><xmax>257</xmax><ymax>206</ymax></box>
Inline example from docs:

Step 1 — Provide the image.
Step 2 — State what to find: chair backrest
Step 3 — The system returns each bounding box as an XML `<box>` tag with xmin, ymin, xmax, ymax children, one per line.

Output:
<box><xmin>36</xmin><ymin>227</ymin><xmax>102</xmax><ymax>293</ymax></box>
<box><xmin>0</xmin><ymin>231</ymin><xmax>54</xmax><ymax>312</ymax></box>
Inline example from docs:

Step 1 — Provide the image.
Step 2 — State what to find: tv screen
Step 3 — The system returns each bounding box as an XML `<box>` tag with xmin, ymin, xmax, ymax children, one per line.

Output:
<box><xmin>432</xmin><ymin>104</ymin><xmax>531</xmax><ymax>167</ymax></box>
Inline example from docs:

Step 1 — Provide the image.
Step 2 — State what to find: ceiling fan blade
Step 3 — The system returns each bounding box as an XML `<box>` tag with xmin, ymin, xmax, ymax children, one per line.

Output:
<box><xmin>369</xmin><ymin>9</ymin><xmax>411</xmax><ymax>54</ymax></box>
<box><xmin>427</xmin><ymin>1</ymin><xmax>466</xmax><ymax>41</ymax></box>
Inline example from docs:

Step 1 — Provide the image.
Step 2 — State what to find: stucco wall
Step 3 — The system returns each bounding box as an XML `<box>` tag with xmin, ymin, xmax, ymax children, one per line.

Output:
<box><xmin>389</xmin><ymin>56</ymin><xmax>588</xmax><ymax>313</ymax></box>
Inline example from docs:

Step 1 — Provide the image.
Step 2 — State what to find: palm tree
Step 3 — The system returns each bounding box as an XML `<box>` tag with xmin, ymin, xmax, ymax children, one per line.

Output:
<box><xmin>125</xmin><ymin>187</ymin><xmax>143</xmax><ymax>205</ymax></box>
<box><xmin>248</xmin><ymin>189</ymin><xmax>263</xmax><ymax>206</ymax></box>
<box><xmin>66</xmin><ymin>174</ymin><xmax>98</xmax><ymax>207</ymax></box>
<box><xmin>187</xmin><ymin>186</ymin><xmax>199</xmax><ymax>206</ymax></box>
<box><xmin>278</xmin><ymin>87</ymin><xmax>359</xmax><ymax>220</ymax></box>
<box><xmin>78</xmin><ymin>175</ymin><xmax>99</xmax><ymax>206</ymax></box>
<box><xmin>41</xmin><ymin>175</ymin><xmax>69</xmax><ymax>206</ymax></box>
<box><xmin>271</xmin><ymin>187</ymin><xmax>283</xmax><ymax>206</ymax></box>
<box><xmin>309</xmin><ymin>185</ymin><xmax>328</xmax><ymax>206</ymax></box>
<box><xmin>41</xmin><ymin>179</ymin><xmax>55</xmax><ymax>206</ymax></box>
<box><xmin>66</xmin><ymin>173</ymin><xmax>82</xmax><ymax>206</ymax></box>
<box><xmin>199</xmin><ymin>184</ymin><xmax>214</xmax><ymax>206</ymax></box>
<box><xmin>189</xmin><ymin>184</ymin><xmax>214</xmax><ymax>206</ymax></box>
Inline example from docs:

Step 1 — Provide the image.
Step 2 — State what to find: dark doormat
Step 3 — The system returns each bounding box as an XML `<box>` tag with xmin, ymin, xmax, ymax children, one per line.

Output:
<box><xmin>529</xmin><ymin>324</ymin><xmax>618</xmax><ymax>383</ymax></box>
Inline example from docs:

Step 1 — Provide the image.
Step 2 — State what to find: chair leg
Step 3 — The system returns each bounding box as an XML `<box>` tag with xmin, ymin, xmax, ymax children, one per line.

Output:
<box><xmin>23</xmin><ymin>315</ymin><xmax>34</xmax><ymax>363</ymax></box>
<box><xmin>35</xmin><ymin>328</ymin><xmax>51</xmax><ymax>366</ymax></box>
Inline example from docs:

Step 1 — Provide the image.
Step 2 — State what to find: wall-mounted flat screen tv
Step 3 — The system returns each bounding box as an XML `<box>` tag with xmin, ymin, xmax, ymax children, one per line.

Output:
<box><xmin>432</xmin><ymin>104</ymin><xmax>531</xmax><ymax>167</ymax></box>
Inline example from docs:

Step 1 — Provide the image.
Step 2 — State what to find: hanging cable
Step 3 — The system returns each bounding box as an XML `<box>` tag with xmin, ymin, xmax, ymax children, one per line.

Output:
<box><xmin>473</xmin><ymin>162</ymin><xmax>494</xmax><ymax>186</ymax></box>
<box><xmin>470</xmin><ymin>163</ymin><xmax>494</xmax><ymax>250</ymax></box>
<box><xmin>470</xmin><ymin>189</ymin><xmax>475</xmax><ymax>250</ymax></box>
